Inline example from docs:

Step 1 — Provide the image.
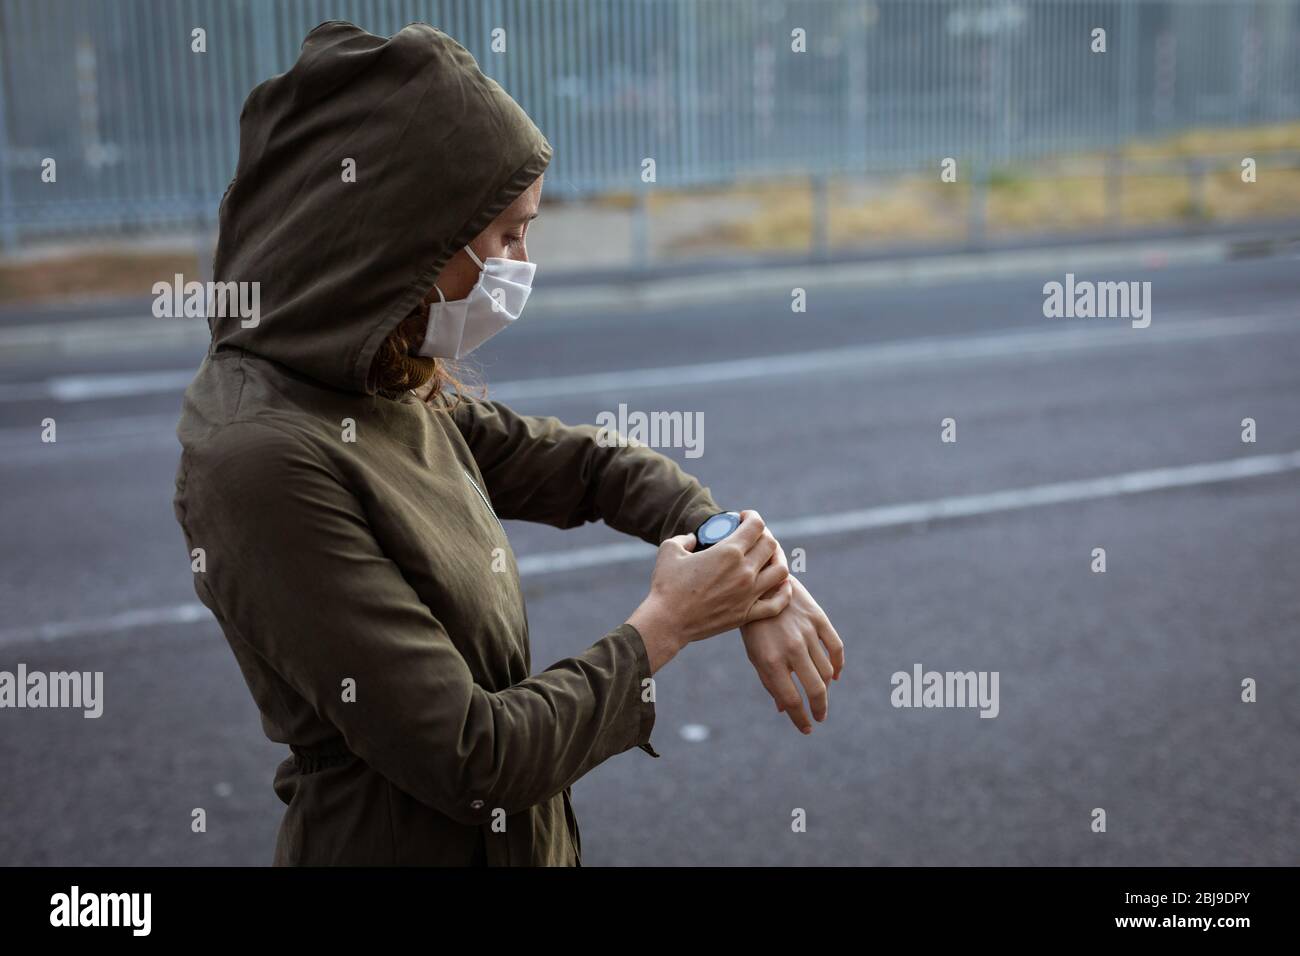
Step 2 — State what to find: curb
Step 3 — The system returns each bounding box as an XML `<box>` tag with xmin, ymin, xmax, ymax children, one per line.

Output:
<box><xmin>0</xmin><ymin>232</ymin><xmax>1291</xmax><ymax>361</ymax></box>
<box><xmin>530</xmin><ymin>234</ymin><xmax>1245</xmax><ymax>313</ymax></box>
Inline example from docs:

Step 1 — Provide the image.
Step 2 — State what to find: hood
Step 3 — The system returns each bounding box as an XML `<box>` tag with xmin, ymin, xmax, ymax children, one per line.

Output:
<box><xmin>209</xmin><ymin>20</ymin><xmax>552</xmax><ymax>394</ymax></box>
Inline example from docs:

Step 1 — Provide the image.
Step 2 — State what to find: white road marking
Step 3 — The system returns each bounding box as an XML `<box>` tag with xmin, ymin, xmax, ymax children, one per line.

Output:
<box><xmin>3</xmin><ymin>449</ymin><xmax>1297</xmax><ymax>646</ymax></box>
<box><xmin>0</xmin><ymin>311</ymin><xmax>1294</xmax><ymax>406</ymax></box>
<box><xmin>492</xmin><ymin>313</ymin><xmax>1296</xmax><ymax>403</ymax></box>
<box><xmin>50</xmin><ymin>370</ymin><xmax>198</xmax><ymax>402</ymax></box>
<box><xmin>0</xmin><ymin>370</ymin><xmax>194</xmax><ymax>403</ymax></box>
<box><xmin>1</xmin><ymin>602</ymin><xmax>212</xmax><ymax>645</ymax></box>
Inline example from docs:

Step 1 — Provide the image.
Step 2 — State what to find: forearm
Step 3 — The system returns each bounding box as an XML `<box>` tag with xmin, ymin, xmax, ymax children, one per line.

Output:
<box><xmin>453</xmin><ymin>396</ymin><xmax>721</xmax><ymax>543</ymax></box>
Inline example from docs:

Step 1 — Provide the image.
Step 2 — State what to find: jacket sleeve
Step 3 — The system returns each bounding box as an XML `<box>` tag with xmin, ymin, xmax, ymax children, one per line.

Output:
<box><xmin>181</xmin><ymin>420</ymin><xmax>656</xmax><ymax>826</ymax></box>
<box><xmin>450</xmin><ymin>394</ymin><xmax>721</xmax><ymax>543</ymax></box>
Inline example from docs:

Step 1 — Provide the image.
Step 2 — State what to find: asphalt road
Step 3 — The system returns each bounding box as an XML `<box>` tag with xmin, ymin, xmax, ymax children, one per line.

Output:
<box><xmin>1</xmin><ymin>254</ymin><xmax>1298</xmax><ymax>866</ymax></box>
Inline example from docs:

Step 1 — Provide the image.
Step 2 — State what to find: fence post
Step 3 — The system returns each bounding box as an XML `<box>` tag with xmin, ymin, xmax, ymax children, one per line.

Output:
<box><xmin>1187</xmin><ymin>156</ymin><xmax>1207</xmax><ymax>226</ymax></box>
<box><xmin>1106</xmin><ymin>150</ymin><xmax>1124</xmax><ymax>226</ymax></box>
<box><xmin>967</xmin><ymin>164</ymin><xmax>987</xmax><ymax>248</ymax></box>
<box><xmin>631</xmin><ymin>190</ymin><xmax>650</xmax><ymax>271</ymax></box>
<box><xmin>811</xmin><ymin>172</ymin><xmax>830</xmax><ymax>260</ymax></box>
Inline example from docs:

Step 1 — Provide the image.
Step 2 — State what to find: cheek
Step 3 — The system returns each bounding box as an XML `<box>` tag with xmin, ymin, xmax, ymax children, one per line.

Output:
<box><xmin>441</xmin><ymin>260</ymin><xmax>483</xmax><ymax>300</ymax></box>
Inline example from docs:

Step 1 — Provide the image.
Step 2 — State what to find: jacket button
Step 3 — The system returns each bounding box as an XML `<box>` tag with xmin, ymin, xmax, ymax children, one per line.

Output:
<box><xmin>469</xmin><ymin>799</ymin><xmax>485</xmax><ymax>810</ymax></box>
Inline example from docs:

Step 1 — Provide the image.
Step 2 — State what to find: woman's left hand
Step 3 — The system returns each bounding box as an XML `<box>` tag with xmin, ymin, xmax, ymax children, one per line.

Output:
<box><xmin>739</xmin><ymin>552</ymin><xmax>844</xmax><ymax>735</ymax></box>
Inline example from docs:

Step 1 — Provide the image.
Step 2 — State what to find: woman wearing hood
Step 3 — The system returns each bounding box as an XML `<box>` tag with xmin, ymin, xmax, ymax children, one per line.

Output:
<box><xmin>173</xmin><ymin>20</ymin><xmax>844</xmax><ymax>866</ymax></box>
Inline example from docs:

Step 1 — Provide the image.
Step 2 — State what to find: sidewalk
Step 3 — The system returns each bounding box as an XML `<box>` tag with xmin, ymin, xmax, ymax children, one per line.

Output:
<box><xmin>1</xmin><ymin>220</ymin><xmax>1297</xmax><ymax>361</ymax></box>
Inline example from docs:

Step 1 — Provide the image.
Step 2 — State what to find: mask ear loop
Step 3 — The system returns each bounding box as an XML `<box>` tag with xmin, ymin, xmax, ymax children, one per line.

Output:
<box><xmin>420</xmin><ymin>286</ymin><xmax>445</xmax><ymax>344</ymax></box>
<box><xmin>426</xmin><ymin>244</ymin><xmax>482</xmax><ymax>318</ymax></box>
<box><xmin>409</xmin><ymin>285</ymin><xmax>448</xmax><ymax>360</ymax></box>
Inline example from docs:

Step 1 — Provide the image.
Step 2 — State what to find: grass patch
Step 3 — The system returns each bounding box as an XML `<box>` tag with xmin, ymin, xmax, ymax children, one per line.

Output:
<box><xmin>0</xmin><ymin>250</ymin><xmax>197</xmax><ymax>305</ymax></box>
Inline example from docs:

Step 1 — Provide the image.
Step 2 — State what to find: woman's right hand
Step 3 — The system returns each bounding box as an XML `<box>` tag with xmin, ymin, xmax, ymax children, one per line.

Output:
<box><xmin>628</xmin><ymin>510</ymin><xmax>791</xmax><ymax>673</ymax></box>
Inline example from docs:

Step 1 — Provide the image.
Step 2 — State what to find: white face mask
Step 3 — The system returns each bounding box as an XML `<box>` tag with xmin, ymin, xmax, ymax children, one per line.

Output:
<box><xmin>415</xmin><ymin>245</ymin><xmax>536</xmax><ymax>359</ymax></box>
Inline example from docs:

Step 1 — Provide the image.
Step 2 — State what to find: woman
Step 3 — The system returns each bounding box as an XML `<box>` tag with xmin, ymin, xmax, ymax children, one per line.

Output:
<box><xmin>173</xmin><ymin>20</ymin><xmax>843</xmax><ymax>866</ymax></box>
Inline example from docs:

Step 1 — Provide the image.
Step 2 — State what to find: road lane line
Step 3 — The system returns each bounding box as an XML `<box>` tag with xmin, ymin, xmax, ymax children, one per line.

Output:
<box><xmin>0</xmin><ymin>371</ymin><xmax>195</xmax><ymax>403</ymax></box>
<box><xmin>4</xmin><ymin>449</ymin><xmax>1297</xmax><ymax>645</ymax></box>
<box><xmin>0</xmin><ymin>311</ymin><xmax>1294</xmax><ymax>405</ymax></box>
<box><xmin>0</xmin><ymin>603</ymin><xmax>213</xmax><ymax>646</ymax></box>
<box><xmin>492</xmin><ymin>313</ymin><xmax>1297</xmax><ymax>402</ymax></box>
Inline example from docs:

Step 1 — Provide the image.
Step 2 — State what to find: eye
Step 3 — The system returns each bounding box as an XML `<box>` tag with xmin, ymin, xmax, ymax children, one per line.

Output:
<box><xmin>504</xmin><ymin>233</ymin><xmax>525</xmax><ymax>245</ymax></box>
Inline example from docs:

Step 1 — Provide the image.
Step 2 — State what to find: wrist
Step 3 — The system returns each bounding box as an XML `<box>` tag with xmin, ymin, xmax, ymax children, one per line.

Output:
<box><xmin>627</xmin><ymin>595</ymin><xmax>686</xmax><ymax>673</ymax></box>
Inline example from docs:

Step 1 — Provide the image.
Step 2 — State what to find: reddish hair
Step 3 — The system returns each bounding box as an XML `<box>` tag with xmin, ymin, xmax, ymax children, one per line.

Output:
<box><xmin>367</xmin><ymin>307</ymin><xmax>484</xmax><ymax>408</ymax></box>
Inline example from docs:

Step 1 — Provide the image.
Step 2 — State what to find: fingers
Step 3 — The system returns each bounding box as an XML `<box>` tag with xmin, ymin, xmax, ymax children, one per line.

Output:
<box><xmin>753</xmin><ymin>558</ymin><xmax>790</xmax><ymax>596</ymax></box>
<box><xmin>817</xmin><ymin>614</ymin><xmax>845</xmax><ymax>680</ymax></box>
<box><xmin>796</xmin><ymin>583</ymin><xmax>844</xmax><ymax>680</ymax></box>
<box><xmin>743</xmin><ymin>578</ymin><xmax>791</xmax><ymax>623</ymax></box>
<box><xmin>790</xmin><ymin>650</ymin><xmax>829</xmax><ymax>724</ymax></box>
<box><xmin>760</xmin><ymin>667</ymin><xmax>813</xmax><ymax>735</ymax></box>
<box><xmin>737</xmin><ymin>514</ymin><xmax>774</xmax><ymax>553</ymax></box>
<box><xmin>803</xmin><ymin>628</ymin><xmax>835</xmax><ymax>687</ymax></box>
<box><xmin>716</xmin><ymin>512</ymin><xmax>783</xmax><ymax>583</ymax></box>
<box><xmin>742</xmin><ymin>529</ymin><xmax>779</xmax><ymax>572</ymax></box>
<box><xmin>770</xmin><ymin>540</ymin><xmax>789</xmax><ymax>576</ymax></box>
<box><xmin>662</xmin><ymin>532</ymin><xmax>696</xmax><ymax>555</ymax></box>
<box><xmin>729</xmin><ymin>509</ymin><xmax>766</xmax><ymax>550</ymax></box>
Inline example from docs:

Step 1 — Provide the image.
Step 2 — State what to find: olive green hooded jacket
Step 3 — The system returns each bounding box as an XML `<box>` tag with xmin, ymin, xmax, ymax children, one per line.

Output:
<box><xmin>172</xmin><ymin>21</ymin><xmax>720</xmax><ymax>866</ymax></box>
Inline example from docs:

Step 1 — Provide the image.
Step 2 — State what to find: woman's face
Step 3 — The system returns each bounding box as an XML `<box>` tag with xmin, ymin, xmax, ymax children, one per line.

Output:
<box><xmin>424</xmin><ymin>174</ymin><xmax>543</xmax><ymax>305</ymax></box>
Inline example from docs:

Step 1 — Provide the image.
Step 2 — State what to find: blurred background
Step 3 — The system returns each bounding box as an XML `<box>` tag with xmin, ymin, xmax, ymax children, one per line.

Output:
<box><xmin>1</xmin><ymin>0</ymin><xmax>1298</xmax><ymax>866</ymax></box>
<box><xmin>4</xmin><ymin>0</ymin><xmax>1300</xmax><ymax>287</ymax></box>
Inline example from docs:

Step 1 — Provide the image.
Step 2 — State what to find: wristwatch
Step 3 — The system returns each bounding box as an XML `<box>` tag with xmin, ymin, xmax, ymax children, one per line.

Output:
<box><xmin>693</xmin><ymin>511</ymin><xmax>742</xmax><ymax>549</ymax></box>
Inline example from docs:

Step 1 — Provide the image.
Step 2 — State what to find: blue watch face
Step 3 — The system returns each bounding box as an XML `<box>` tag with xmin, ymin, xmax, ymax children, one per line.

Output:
<box><xmin>698</xmin><ymin>512</ymin><xmax>741</xmax><ymax>546</ymax></box>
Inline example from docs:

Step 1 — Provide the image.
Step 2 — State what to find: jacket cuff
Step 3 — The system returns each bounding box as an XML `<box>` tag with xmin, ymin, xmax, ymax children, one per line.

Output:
<box><xmin>617</xmin><ymin>622</ymin><xmax>660</xmax><ymax>758</ymax></box>
<box><xmin>676</xmin><ymin>499</ymin><xmax>724</xmax><ymax>541</ymax></box>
